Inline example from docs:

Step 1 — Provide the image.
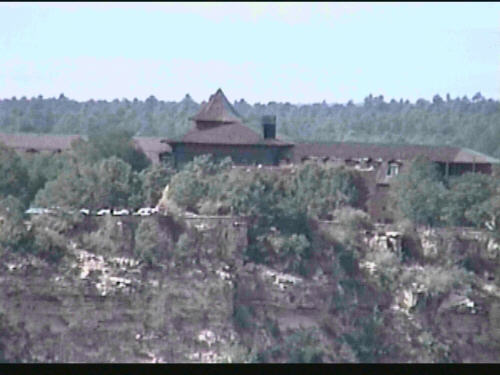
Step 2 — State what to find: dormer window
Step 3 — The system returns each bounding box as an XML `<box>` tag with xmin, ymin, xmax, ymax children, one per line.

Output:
<box><xmin>387</xmin><ymin>162</ymin><xmax>400</xmax><ymax>176</ymax></box>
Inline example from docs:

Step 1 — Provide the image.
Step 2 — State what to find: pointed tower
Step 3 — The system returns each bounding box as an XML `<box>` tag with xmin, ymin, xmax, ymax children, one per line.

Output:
<box><xmin>164</xmin><ymin>88</ymin><xmax>293</xmax><ymax>167</ymax></box>
<box><xmin>190</xmin><ymin>88</ymin><xmax>243</xmax><ymax>128</ymax></box>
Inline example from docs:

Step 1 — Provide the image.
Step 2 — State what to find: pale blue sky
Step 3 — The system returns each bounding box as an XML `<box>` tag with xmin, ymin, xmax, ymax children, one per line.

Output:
<box><xmin>0</xmin><ymin>2</ymin><xmax>499</xmax><ymax>104</ymax></box>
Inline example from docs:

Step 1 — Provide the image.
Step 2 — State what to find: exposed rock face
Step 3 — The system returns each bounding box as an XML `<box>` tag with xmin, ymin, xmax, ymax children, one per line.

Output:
<box><xmin>0</xmin><ymin>219</ymin><xmax>499</xmax><ymax>363</ymax></box>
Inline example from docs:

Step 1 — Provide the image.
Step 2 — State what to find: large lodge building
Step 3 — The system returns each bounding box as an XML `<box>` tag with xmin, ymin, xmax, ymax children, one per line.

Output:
<box><xmin>1</xmin><ymin>88</ymin><xmax>498</xmax><ymax>223</ymax></box>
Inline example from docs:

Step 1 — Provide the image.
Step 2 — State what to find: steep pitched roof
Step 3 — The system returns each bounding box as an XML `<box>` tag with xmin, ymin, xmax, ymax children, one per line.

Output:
<box><xmin>292</xmin><ymin>142</ymin><xmax>500</xmax><ymax>164</ymax></box>
<box><xmin>190</xmin><ymin>88</ymin><xmax>242</xmax><ymax>123</ymax></box>
<box><xmin>167</xmin><ymin>122</ymin><xmax>293</xmax><ymax>146</ymax></box>
<box><xmin>166</xmin><ymin>88</ymin><xmax>293</xmax><ymax>147</ymax></box>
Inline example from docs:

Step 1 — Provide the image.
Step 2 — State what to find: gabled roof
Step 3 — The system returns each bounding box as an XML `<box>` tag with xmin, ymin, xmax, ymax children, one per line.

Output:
<box><xmin>292</xmin><ymin>142</ymin><xmax>500</xmax><ymax>164</ymax></box>
<box><xmin>189</xmin><ymin>88</ymin><xmax>242</xmax><ymax>124</ymax></box>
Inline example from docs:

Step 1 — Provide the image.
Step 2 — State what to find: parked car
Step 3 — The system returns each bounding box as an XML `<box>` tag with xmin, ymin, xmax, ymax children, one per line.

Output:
<box><xmin>79</xmin><ymin>208</ymin><xmax>90</xmax><ymax>216</ymax></box>
<box><xmin>25</xmin><ymin>208</ymin><xmax>46</xmax><ymax>215</ymax></box>
<box><xmin>112</xmin><ymin>209</ymin><xmax>130</xmax><ymax>216</ymax></box>
<box><xmin>133</xmin><ymin>207</ymin><xmax>157</xmax><ymax>216</ymax></box>
<box><xmin>96</xmin><ymin>209</ymin><xmax>111</xmax><ymax>216</ymax></box>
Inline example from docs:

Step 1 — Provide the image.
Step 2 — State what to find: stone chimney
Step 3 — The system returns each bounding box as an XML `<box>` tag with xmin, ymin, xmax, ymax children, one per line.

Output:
<box><xmin>262</xmin><ymin>115</ymin><xmax>276</xmax><ymax>139</ymax></box>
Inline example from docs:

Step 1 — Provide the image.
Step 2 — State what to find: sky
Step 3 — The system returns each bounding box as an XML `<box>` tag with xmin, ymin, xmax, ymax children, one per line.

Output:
<box><xmin>0</xmin><ymin>2</ymin><xmax>499</xmax><ymax>104</ymax></box>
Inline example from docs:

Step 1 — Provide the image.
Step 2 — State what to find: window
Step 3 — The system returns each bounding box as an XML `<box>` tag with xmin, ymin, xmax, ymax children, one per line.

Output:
<box><xmin>387</xmin><ymin>163</ymin><xmax>399</xmax><ymax>176</ymax></box>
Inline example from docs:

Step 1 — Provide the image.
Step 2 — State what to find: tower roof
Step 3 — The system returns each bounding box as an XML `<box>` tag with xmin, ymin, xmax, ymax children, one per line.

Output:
<box><xmin>190</xmin><ymin>88</ymin><xmax>242</xmax><ymax>123</ymax></box>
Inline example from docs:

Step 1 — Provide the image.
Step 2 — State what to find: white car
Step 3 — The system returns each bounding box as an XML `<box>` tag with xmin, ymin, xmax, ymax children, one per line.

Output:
<box><xmin>25</xmin><ymin>208</ymin><xmax>46</xmax><ymax>215</ymax></box>
<box><xmin>25</xmin><ymin>208</ymin><xmax>54</xmax><ymax>215</ymax></box>
<box><xmin>133</xmin><ymin>207</ymin><xmax>158</xmax><ymax>216</ymax></box>
<box><xmin>112</xmin><ymin>209</ymin><xmax>130</xmax><ymax>216</ymax></box>
<box><xmin>96</xmin><ymin>209</ymin><xmax>111</xmax><ymax>216</ymax></box>
<box><xmin>80</xmin><ymin>208</ymin><xmax>90</xmax><ymax>216</ymax></box>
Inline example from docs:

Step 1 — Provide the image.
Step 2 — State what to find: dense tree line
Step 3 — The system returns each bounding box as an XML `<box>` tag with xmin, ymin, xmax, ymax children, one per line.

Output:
<box><xmin>0</xmin><ymin>92</ymin><xmax>499</xmax><ymax>158</ymax></box>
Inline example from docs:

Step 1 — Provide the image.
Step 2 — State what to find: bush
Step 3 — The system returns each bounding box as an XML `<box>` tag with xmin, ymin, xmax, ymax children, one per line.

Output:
<box><xmin>82</xmin><ymin>216</ymin><xmax>131</xmax><ymax>255</ymax></box>
<box><xmin>0</xmin><ymin>196</ymin><xmax>32</xmax><ymax>253</ymax></box>
<box><xmin>31</xmin><ymin>226</ymin><xmax>67</xmax><ymax>263</ymax></box>
<box><xmin>134</xmin><ymin>218</ymin><xmax>161</xmax><ymax>266</ymax></box>
<box><xmin>283</xmin><ymin>328</ymin><xmax>324</xmax><ymax>363</ymax></box>
<box><xmin>442</xmin><ymin>173</ymin><xmax>496</xmax><ymax>227</ymax></box>
<box><xmin>391</xmin><ymin>156</ymin><xmax>447</xmax><ymax>227</ymax></box>
<box><xmin>233</xmin><ymin>304</ymin><xmax>254</xmax><ymax>331</ymax></box>
<box><xmin>341</xmin><ymin>307</ymin><xmax>387</xmax><ymax>363</ymax></box>
<box><xmin>490</xmin><ymin>302</ymin><xmax>500</xmax><ymax>342</ymax></box>
<box><xmin>169</xmin><ymin>155</ymin><xmax>232</xmax><ymax>213</ymax></box>
<box><xmin>173</xmin><ymin>231</ymin><xmax>199</xmax><ymax>265</ymax></box>
<box><xmin>0</xmin><ymin>143</ymin><xmax>29</xmax><ymax>203</ymax></box>
<box><xmin>400</xmin><ymin>264</ymin><xmax>472</xmax><ymax>299</ymax></box>
<box><xmin>335</xmin><ymin>207</ymin><xmax>373</xmax><ymax>231</ymax></box>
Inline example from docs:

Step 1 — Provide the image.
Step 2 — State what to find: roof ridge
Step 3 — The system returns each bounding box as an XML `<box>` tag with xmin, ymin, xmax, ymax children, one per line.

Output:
<box><xmin>190</xmin><ymin>88</ymin><xmax>242</xmax><ymax>123</ymax></box>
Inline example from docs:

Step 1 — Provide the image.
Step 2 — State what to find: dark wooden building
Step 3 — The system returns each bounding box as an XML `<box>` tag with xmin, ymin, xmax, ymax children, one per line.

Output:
<box><xmin>164</xmin><ymin>89</ymin><xmax>294</xmax><ymax>168</ymax></box>
<box><xmin>163</xmin><ymin>88</ymin><xmax>499</xmax><ymax>223</ymax></box>
<box><xmin>292</xmin><ymin>142</ymin><xmax>499</xmax><ymax>222</ymax></box>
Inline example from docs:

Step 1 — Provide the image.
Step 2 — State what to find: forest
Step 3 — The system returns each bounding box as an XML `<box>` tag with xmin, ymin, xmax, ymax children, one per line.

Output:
<box><xmin>0</xmin><ymin>93</ymin><xmax>500</xmax><ymax>362</ymax></box>
<box><xmin>0</xmin><ymin>92</ymin><xmax>499</xmax><ymax>159</ymax></box>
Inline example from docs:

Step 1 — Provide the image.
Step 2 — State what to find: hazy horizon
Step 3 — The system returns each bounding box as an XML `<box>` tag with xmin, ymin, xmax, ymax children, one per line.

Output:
<box><xmin>1</xmin><ymin>2</ymin><xmax>499</xmax><ymax>104</ymax></box>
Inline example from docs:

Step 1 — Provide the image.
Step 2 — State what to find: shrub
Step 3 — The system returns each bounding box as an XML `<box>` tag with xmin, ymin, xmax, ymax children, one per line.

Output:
<box><xmin>0</xmin><ymin>196</ymin><xmax>33</xmax><ymax>253</ymax></box>
<box><xmin>400</xmin><ymin>264</ymin><xmax>472</xmax><ymax>299</ymax></box>
<box><xmin>390</xmin><ymin>156</ymin><xmax>447</xmax><ymax>227</ymax></box>
<box><xmin>233</xmin><ymin>304</ymin><xmax>254</xmax><ymax>331</ymax></box>
<box><xmin>173</xmin><ymin>231</ymin><xmax>199</xmax><ymax>265</ymax></box>
<box><xmin>341</xmin><ymin>307</ymin><xmax>388</xmax><ymax>363</ymax></box>
<box><xmin>283</xmin><ymin>328</ymin><xmax>324</xmax><ymax>363</ymax></box>
<box><xmin>31</xmin><ymin>225</ymin><xmax>67</xmax><ymax>263</ymax></box>
<box><xmin>82</xmin><ymin>216</ymin><xmax>131</xmax><ymax>256</ymax></box>
<box><xmin>134</xmin><ymin>218</ymin><xmax>161</xmax><ymax>266</ymax></box>
<box><xmin>490</xmin><ymin>302</ymin><xmax>500</xmax><ymax>342</ymax></box>
<box><xmin>334</xmin><ymin>207</ymin><xmax>373</xmax><ymax>231</ymax></box>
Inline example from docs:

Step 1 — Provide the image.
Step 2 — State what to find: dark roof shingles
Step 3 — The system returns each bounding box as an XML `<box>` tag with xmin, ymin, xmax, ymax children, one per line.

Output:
<box><xmin>190</xmin><ymin>88</ymin><xmax>242</xmax><ymax>123</ymax></box>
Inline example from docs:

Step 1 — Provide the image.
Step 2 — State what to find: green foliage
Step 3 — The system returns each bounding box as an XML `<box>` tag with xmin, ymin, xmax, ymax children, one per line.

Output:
<box><xmin>391</xmin><ymin>156</ymin><xmax>447</xmax><ymax>227</ymax></box>
<box><xmin>490</xmin><ymin>303</ymin><xmax>500</xmax><ymax>342</ymax></box>
<box><xmin>173</xmin><ymin>232</ymin><xmax>198</xmax><ymax>265</ymax></box>
<box><xmin>233</xmin><ymin>304</ymin><xmax>254</xmax><ymax>331</ymax></box>
<box><xmin>86</xmin><ymin>128</ymin><xmax>151</xmax><ymax>172</ymax></box>
<box><xmin>284</xmin><ymin>328</ymin><xmax>324</xmax><ymax>363</ymax></box>
<box><xmin>0</xmin><ymin>143</ymin><xmax>29</xmax><ymax>203</ymax></box>
<box><xmin>264</xmin><ymin>232</ymin><xmax>311</xmax><ymax>274</ymax></box>
<box><xmin>169</xmin><ymin>155</ymin><xmax>232</xmax><ymax>213</ymax></box>
<box><xmin>30</xmin><ymin>224</ymin><xmax>67</xmax><ymax>263</ymax></box>
<box><xmin>342</xmin><ymin>307</ymin><xmax>387</xmax><ymax>363</ymax></box>
<box><xmin>335</xmin><ymin>207</ymin><xmax>373</xmax><ymax>231</ymax></box>
<box><xmin>96</xmin><ymin>157</ymin><xmax>134</xmax><ymax>208</ymax></box>
<box><xmin>281</xmin><ymin>163</ymin><xmax>361</xmax><ymax>219</ymax></box>
<box><xmin>1</xmin><ymin>93</ymin><xmax>499</xmax><ymax>159</ymax></box>
<box><xmin>0</xmin><ymin>196</ymin><xmax>32</xmax><ymax>253</ymax></box>
<box><xmin>465</xmin><ymin>184</ymin><xmax>500</xmax><ymax>235</ymax></box>
<box><xmin>22</xmin><ymin>152</ymin><xmax>67</xmax><ymax>204</ymax></box>
<box><xmin>134</xmin><ymin>218</ymin><xmax>161</xmax><ymax>266</ymax></box>
<box><xmin>442</xmin><ymin>173</ymin><xmax>497</xmax><ymax>227</ymax></box>
<box><xmin>400</xmin><ymin>265</ymin><xmax>472</xmax><ymax>299</ymax></box>
<box><xmin>138</xmin><ymin>163</ymin><xmax>175</xmax><ymax>207</ymax></box>
<box><xmin>34</xmin><ymin>156</ymin><xmax>135</xmax><ymax>210</ymax></box>
<box><xmin>82</xmin><ymin>216</ymin><xmax>131</xmax><ymax>255</ymax></box>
